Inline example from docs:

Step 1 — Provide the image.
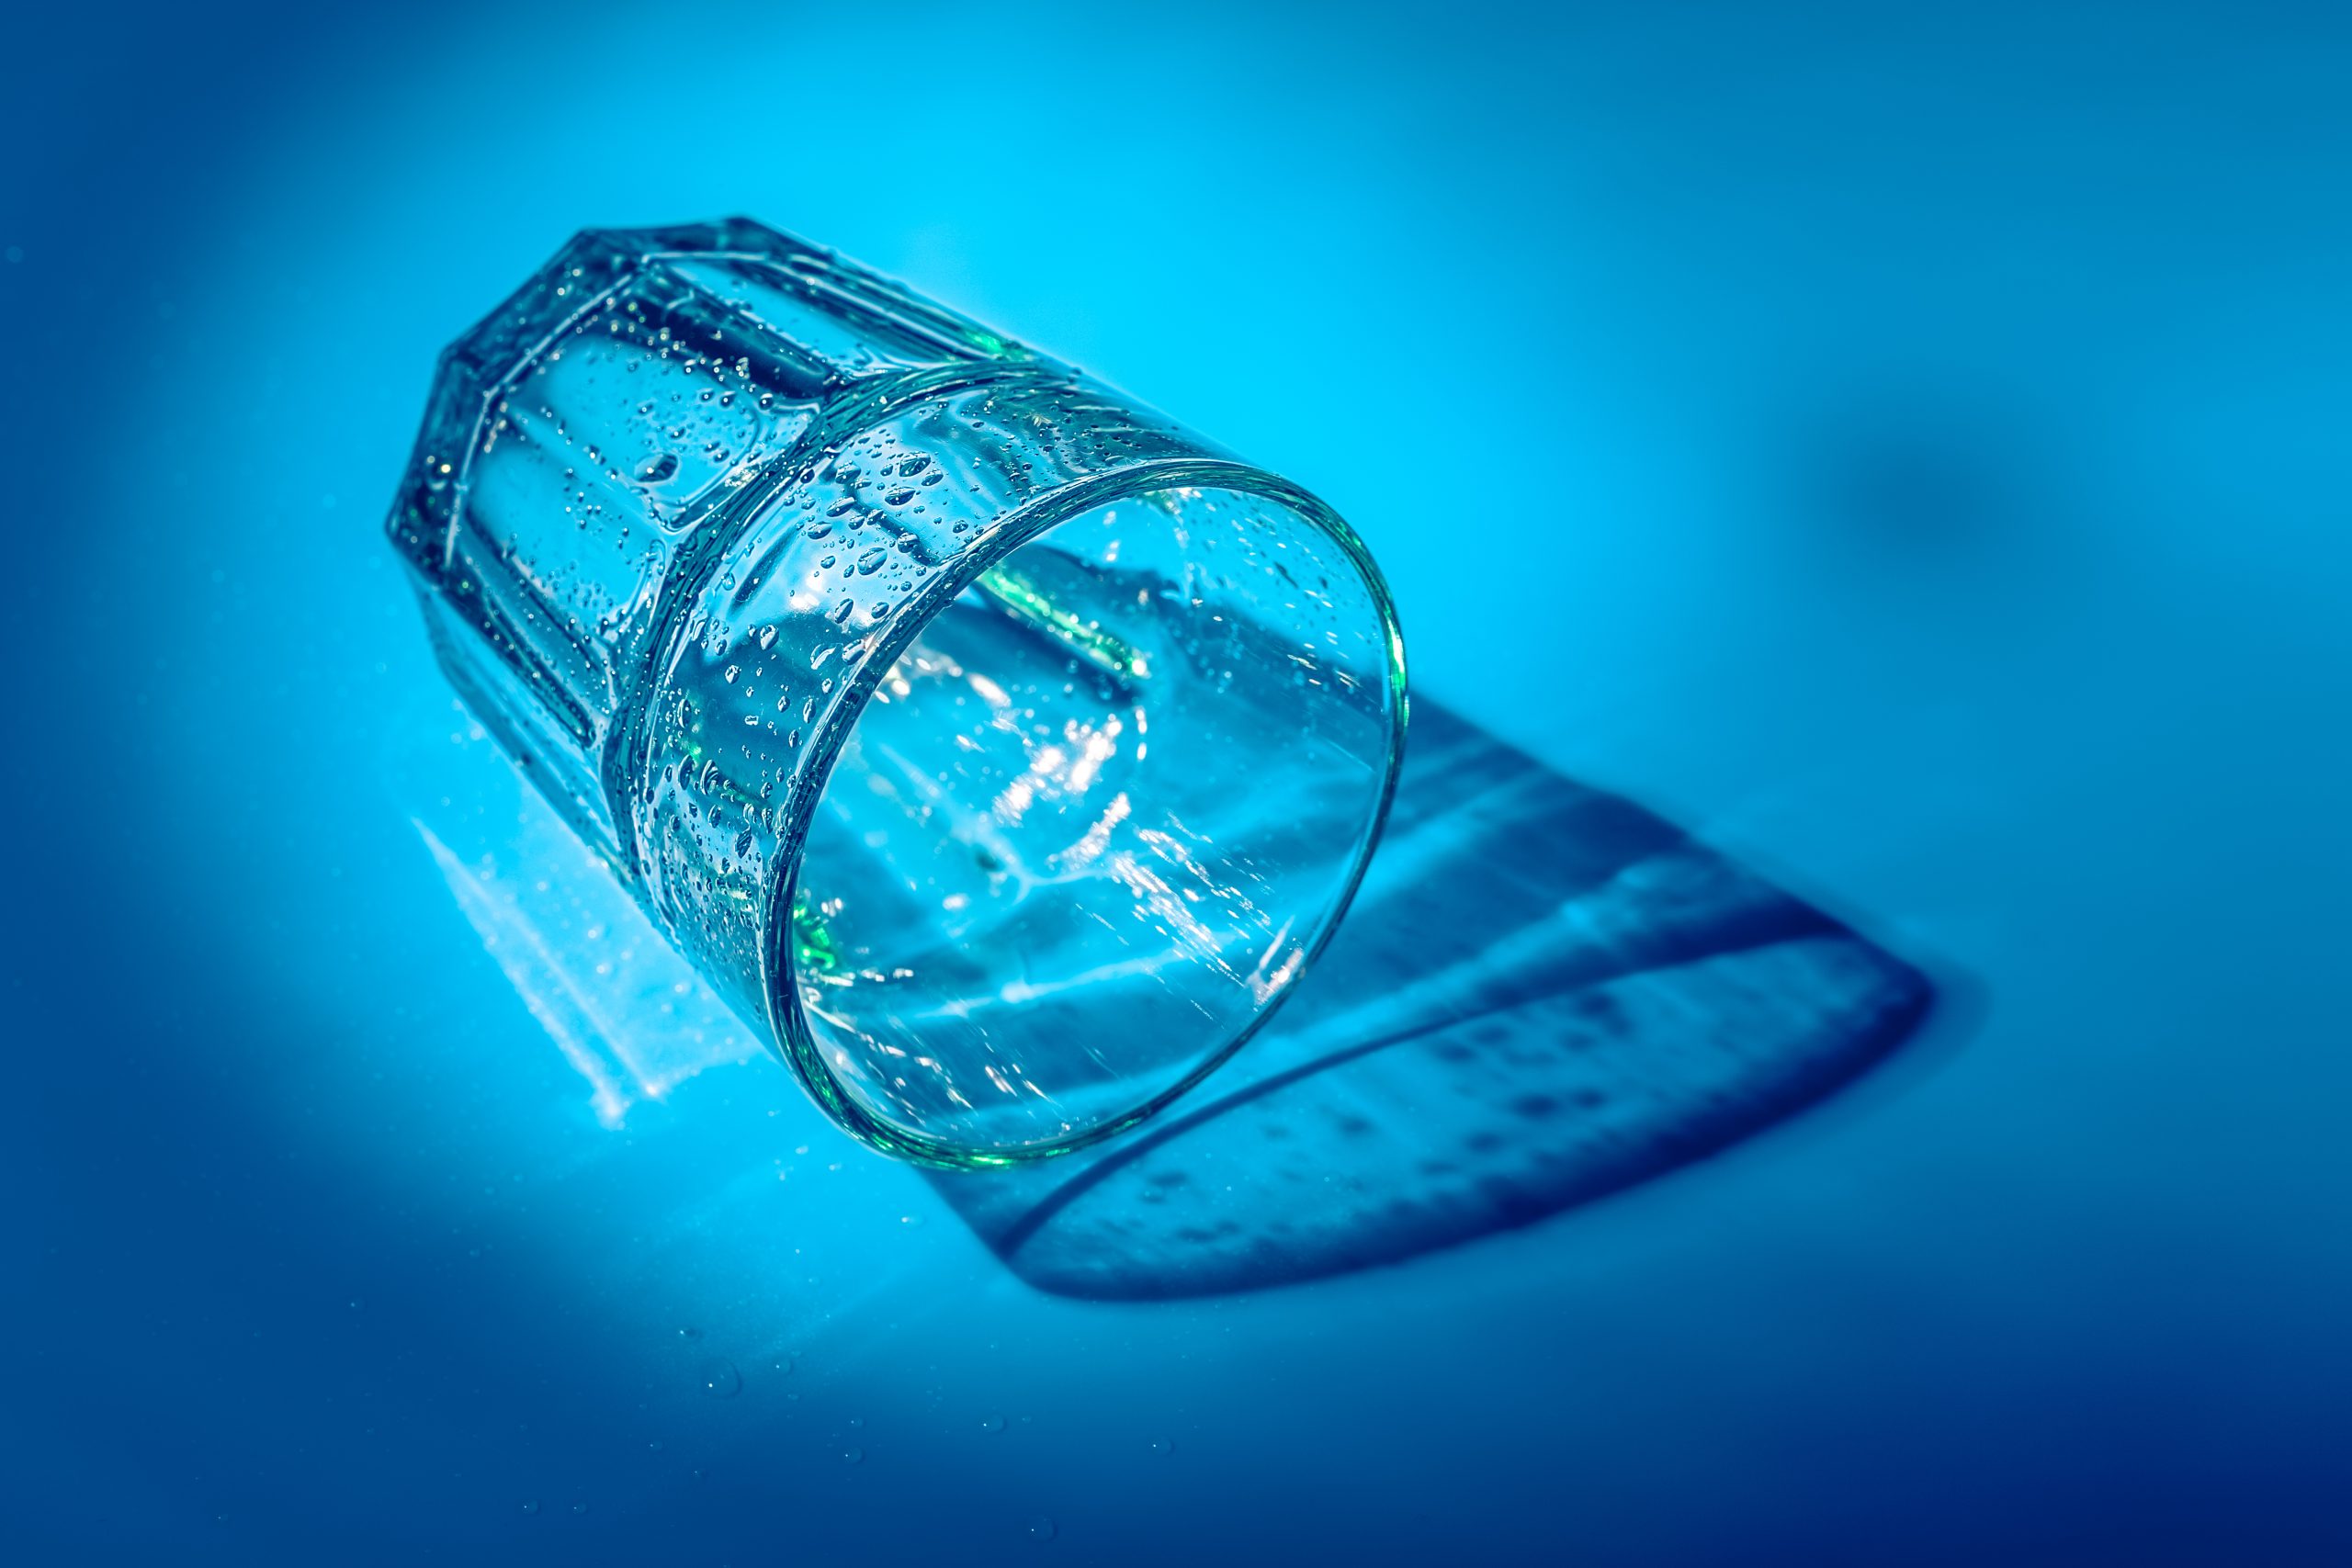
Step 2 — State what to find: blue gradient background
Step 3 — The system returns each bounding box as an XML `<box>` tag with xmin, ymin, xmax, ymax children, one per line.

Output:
<box><xmin>5</xmin><ymin>2</ymin><xmax>2349</xmax><ymax>1562</ymax></box>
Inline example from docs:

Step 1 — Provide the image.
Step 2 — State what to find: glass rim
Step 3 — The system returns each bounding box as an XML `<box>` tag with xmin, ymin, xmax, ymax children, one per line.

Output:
<box><xmin>756</xmin><ymin>455</ymin><xmax>1409</xmax><ymax>1169</ymax></box>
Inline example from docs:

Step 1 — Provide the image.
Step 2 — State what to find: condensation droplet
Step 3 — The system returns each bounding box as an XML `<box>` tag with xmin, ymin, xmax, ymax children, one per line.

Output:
<box><xmin>1028</xmin><ymin>1517</ymin><xmax>1057</xmax><ymax>1542</ymax></box>
<box><xmin>842</xmin><ymin>1447</ymin><xmax>864</xmax><ymax>1465</ymax></box>
<box><xmin>696</xmin><ymin>1358</ymin><xmax>741</xmax><ymax>1398</ymax></box>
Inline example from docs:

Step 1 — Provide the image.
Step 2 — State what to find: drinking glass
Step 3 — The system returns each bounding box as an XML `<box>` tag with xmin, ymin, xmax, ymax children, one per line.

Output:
<box><xmin>385</xmin><ymin>219</ymin><xmax>1407</xmax><ymax>1167</ymax></box>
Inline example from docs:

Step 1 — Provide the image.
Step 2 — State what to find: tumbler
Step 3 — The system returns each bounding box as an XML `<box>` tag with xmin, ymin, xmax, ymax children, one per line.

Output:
<box><xmin>385</xmin><ymin>220</ymin><xmax>1407</xmax><ymax>1167</ymax></box>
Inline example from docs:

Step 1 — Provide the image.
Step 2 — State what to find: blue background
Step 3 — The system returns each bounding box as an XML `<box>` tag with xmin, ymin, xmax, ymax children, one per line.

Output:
<box><xmin>5</xmin><ymin>2</ymin><xmax>2349</xmax><ymax>1562</ymax></box>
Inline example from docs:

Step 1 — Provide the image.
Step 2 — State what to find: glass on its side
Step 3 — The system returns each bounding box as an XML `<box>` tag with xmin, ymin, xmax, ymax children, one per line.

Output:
<box><xmin>385</xmin><ymin>219</ymin><xmax>1406</xmax><ymax>1167</ymax></box>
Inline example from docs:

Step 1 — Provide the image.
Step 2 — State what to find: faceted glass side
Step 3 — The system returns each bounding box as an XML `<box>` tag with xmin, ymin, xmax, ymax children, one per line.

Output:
<box><xmin>383</xmin><ymin>219</ymin><xmax>1037</xmax><ymax>863</ymax></box>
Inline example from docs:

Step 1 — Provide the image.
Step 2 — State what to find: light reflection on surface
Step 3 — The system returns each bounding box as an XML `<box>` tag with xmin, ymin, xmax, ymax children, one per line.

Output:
<box><xmin>408</xmin><ymin>693</ymin><xmax>1937</xmax><ymax>1298</ymax></box>
<box><xmin>411</xmin><ymin>709</ymin><xmax>757</xmax><ymax>1129</ymax></box>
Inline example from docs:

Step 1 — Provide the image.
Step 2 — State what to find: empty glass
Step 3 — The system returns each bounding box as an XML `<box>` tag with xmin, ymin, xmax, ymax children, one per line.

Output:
<box><xmin>385</xmin><ymin>219</ymin><xmax>1406</xmax><ymax>1166</ymax></box>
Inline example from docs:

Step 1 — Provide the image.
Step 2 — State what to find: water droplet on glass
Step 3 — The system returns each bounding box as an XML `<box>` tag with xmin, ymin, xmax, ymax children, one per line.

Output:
<box><xmin>697</xmin><ymin>1358</ymin><xmax>741</xmax><ymax>1398</ymax></box>
<box><xmin>1028</xmin><ymin>1517</ymin><xmax>1057</xmax><ymax>1541</ymax></box>
<box><xmin>633</xmin><ymin>453</ymin><xmax>680</xmax><ymax>483</ymax></box>
<box><xmin>842</xmin><ymin>1447</ymin><xmax>864</xmax><ymax>1465</ymax></box>
<box><xmin>980</xmin><ymin>1414</ymin><xmax>1006</xmax><ymax>1433</ymax></box>
<box><xmin>571</xmin><ymin>1502</ymin><xmax>591</xmax><ymax>1516</ymax></box>
<box><xmin>521</xmin><ymin>1499</ymin><xmax>541</xmax><ymax>1516</ymax></box>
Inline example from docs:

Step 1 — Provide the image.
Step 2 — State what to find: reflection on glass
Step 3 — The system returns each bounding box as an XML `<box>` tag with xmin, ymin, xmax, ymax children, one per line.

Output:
<box><xmin>790</xmin><ymin>491</ymin><xmax>1399</xmax><ymax>1154</ymax></box>
<box><xmin>383</xmin><ymin>219</ymin><xmax>1405</xmax><ymax>1165</ymax></box>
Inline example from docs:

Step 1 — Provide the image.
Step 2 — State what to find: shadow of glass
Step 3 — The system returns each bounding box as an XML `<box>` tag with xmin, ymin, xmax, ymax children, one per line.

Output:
<box><xmin>922</xmin><ymin>702</ymin><xmax>1937</xmax><ymax>1299</ymax></box>
<box><xmin>398</xmin><ymin>694</ymin><xmax>1938</xmax><ymax>1303</ymax></box>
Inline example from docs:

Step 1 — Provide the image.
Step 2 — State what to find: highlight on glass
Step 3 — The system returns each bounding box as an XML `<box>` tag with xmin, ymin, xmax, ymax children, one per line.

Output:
<box><xmin>385</xmin><ymin>220</ymin><xmax>1407</xmax><ymax>1167</ymax></box>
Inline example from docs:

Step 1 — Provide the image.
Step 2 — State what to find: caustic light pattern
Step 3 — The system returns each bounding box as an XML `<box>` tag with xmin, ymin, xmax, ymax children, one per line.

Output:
<box><xmin>409</xmin><ymin>696</ymin><xmax>1932</xmax><ymax>1299</ymax></box>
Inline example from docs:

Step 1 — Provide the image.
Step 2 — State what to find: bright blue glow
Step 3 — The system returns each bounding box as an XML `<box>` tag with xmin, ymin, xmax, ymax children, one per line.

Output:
<box><xmin>4</xmin><ymin>2</ymin><xmax>2350</xmax><ymax>1562</ymax></box>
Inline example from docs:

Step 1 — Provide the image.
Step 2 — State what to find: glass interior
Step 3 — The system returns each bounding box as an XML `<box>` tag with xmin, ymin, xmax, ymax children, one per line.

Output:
<box><xmin>783</xmin><ymin>485</ymin><xmax>1400</xmax><ymax>1156</ymax></box>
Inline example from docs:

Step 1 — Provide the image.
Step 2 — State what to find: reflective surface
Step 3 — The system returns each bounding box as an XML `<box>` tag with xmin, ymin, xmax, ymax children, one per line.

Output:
<box><xmin>7</xmin><ymin>3</ymin><xmax>2352</xmax><ymax>1563</ymax></box>
<box><xmin>410</xmin><ymin>695</ymin><xmax>1933</xmax><ymax>1298</ymax></box>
